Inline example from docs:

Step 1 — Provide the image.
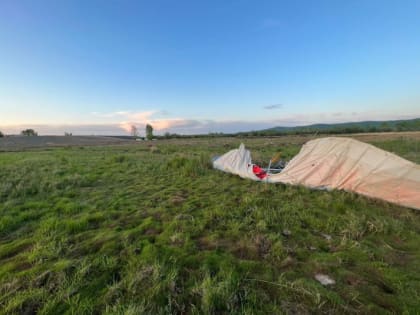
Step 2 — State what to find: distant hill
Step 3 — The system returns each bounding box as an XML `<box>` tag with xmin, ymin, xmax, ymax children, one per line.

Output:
<box><xmin>238</xmin><ymin>118</ymin><xmax>420</xmax><ymax>136</ymax></box>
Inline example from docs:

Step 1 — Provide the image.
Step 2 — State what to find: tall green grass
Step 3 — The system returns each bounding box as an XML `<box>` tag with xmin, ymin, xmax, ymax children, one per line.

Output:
<box><xmin>0</xmin><ymin>137</ymin><xmax>419</xmax><ymax>314</ymax></box>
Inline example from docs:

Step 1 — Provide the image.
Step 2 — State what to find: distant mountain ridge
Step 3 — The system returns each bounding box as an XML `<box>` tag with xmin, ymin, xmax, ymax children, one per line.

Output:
<box><xmin>239</xmin><ymin>118</ymin><xmax>420</xmax><ymax>136</ymax></box>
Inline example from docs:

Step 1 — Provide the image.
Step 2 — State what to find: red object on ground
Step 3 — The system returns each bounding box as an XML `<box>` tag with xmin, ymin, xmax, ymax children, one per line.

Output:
<box><xmin>252</xmin><ymin>164</ymin><xmax>267</xmax><ymax>179</ymax></box>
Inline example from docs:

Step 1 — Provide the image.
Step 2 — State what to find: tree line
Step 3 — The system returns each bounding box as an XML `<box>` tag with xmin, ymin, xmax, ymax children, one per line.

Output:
<box><xmin>0</xmin><ymin>129</ymin><xmax>39</xmax><ymax>137</ymax></box>
<box><xmin>130</xmin><ymin>124</ymin><xmax>154</xmax><ymax>140</ymax></box>
<box><xmin>1</xmin><ymin>119</ymin><xmax>419</xmax><ymax>139</ymax></box>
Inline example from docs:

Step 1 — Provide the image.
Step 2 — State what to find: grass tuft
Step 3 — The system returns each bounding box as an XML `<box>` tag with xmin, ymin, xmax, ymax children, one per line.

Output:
<box><xmin>0</xmin><ymin>136</ymin><xmax>419</xmax><ymax>313</ymax></box>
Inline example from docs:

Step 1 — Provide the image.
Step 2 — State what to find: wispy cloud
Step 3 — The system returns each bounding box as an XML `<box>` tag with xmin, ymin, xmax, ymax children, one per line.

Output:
<box><xmin>92</xmin><ymin>110</ymin><xmax>155</xmax><ymax>120</ymax></box>
<box><xmin>263</xmin><ymin>104</ymin><xmax>283</xmax><ymax>110</ymax></box>
<box><xmin>2</xmin><ymin>111</ymin><xmax>419</xmax><ymax>136</ymax></box>
<box><xmin>158</xmin><ymin>110</ymin><xmax>170</xmax><ymax>116</ymax></box>
<box><xmin>98</xmin><ymin>110</ymin><xmax>203</xmax><ymax>134</ymax></box>
<box><xmin>0</xmin><ymin>124</ymin><xmax>128</xmax><ymax>136</ymax></box>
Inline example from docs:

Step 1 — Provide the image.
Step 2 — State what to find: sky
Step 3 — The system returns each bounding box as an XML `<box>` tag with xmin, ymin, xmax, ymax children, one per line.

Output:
<box><xmin>1</xmin><ymin>0</ymin><xmax>420</xmax><ymax>135</ymax></box>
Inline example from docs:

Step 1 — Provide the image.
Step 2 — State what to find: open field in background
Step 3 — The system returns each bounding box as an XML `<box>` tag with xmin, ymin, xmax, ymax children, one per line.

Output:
<box><xmin>0</xmin><ymin>133</ymin><xmax>419</xmax><ymax>314</ymax></box>
<box><xmin>1</xmin><ymin>131</ymin><xmax>420</xmax><ymax>151</ymax></box>
<box><xmin>0</xmin><ymin>136</ymin><xmax>133</xmax><ymax>151</ymax></box>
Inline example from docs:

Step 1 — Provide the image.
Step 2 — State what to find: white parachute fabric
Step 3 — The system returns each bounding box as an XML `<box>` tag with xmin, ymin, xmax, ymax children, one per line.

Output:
<box><xmin>212</xmin><ymin>143</ymin><xmax>258</xmax><ymax>181</ymax></box>
<box><xmin>213</xmin><ymin>139</ymin><xmax>420</xmax><ymax>210</ymax></box>
<box><xmin>268</xmin><ymin>137</ymin><xmax>420</xmax><ymax>210</ymax></box>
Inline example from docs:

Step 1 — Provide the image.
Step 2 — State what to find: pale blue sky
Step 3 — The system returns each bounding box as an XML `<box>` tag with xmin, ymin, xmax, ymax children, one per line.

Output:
<box><xmin>1</xmin><ymin>0</ymin><xmax>420</xmax><ymax>134</ymax></box>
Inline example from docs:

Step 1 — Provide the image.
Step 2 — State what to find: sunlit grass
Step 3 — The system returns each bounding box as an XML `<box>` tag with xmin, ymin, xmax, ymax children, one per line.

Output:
<box><xmin>0</xmin><ymin>137</ymin><xmax>419</xmax><ymax>314</ymax></box>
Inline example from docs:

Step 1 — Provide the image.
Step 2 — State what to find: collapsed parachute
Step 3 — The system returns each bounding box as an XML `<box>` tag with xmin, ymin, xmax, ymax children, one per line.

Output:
<box><xmin>213</xmin><ymin>137</ymin><xmax>420</xmax><ymax>210</ymax></box>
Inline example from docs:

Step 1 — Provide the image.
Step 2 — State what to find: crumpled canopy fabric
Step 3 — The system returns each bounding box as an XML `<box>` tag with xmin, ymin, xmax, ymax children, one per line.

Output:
<box><xmin>213</xmin><ymin>138</ymin><xmax>420</xmax><ymax>210</ymax></box>
<box><xmin>212</xmin><ymin>143</ymin><xmax>257</xmax><ymax>180</ymax></box>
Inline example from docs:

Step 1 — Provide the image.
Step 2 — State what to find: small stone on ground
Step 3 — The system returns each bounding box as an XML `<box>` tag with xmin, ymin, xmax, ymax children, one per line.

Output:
<box><xmin>315</xmin><ymin>273</ymin><xmax>335</xmax><ymax>285</ymax></box>
<box><xmin>321</xmin><ymin>233</ymin><xmax>332</xmax><ymax>241</ymax></box>
<box><xmin>282</xmin><ymin>229</ymin><xmax>292</xmax><ymax>236</ymax></box>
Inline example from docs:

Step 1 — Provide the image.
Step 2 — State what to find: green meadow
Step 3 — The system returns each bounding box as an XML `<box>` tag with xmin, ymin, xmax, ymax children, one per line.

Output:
<box><xmin>0</xmin><ymin>136</ymin><xmax>419</xmax><ymax>314</ymax></box>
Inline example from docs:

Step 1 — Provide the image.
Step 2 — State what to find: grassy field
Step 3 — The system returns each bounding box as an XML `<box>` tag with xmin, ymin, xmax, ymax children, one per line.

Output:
<box><xmin>0</xmin><ymin>136</ymin><xmax>132</xmax><ymax>151</ymax></box>
<box><xmin>0</xmin><ymin>135</ymin><xmax>419</xmax><ymax>314</ymax></box>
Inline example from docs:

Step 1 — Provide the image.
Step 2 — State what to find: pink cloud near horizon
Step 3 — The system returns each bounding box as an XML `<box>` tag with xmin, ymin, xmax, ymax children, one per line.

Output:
<box><xmin>1</xmin><ymin>110</ymin><xmax>419</xmax><ymax>136</ymax></box>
